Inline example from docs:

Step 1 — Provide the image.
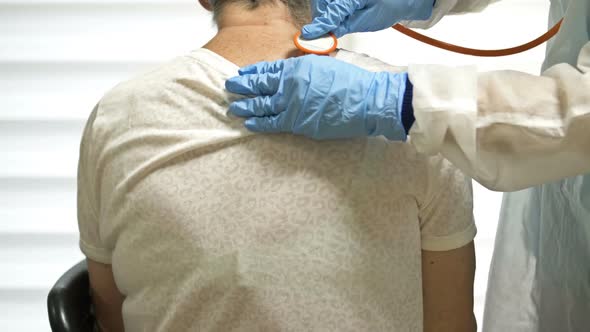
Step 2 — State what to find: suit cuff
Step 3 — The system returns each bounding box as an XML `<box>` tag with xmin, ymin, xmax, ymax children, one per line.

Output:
<box><xmin>401</xmin><ymin>75</ymin><xmax>416</xmax><ymax>135</ymax></box>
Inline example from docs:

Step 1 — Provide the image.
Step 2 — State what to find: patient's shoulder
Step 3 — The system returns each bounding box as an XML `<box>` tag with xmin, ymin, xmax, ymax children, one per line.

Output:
<box><xmin>334</xmin><ymin>49</ymin><xmax>406</xmax><ymax>73</ymax></box>
<box><xmin>93</xmin><ymin>49</ymin><xmax>237</xmax><ymax>132</ymax></box>
<box><xmin>98</xmin><ymin>55</ymin><xmax>198</xmax><ymax>111</ymax></box>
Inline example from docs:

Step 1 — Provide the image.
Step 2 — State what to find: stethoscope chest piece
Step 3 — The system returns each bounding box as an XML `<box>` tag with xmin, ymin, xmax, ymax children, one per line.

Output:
<box><xmin>294</xmin><ymin>31</ymin><xmax>338</xmax><ymax>55</ymax></box>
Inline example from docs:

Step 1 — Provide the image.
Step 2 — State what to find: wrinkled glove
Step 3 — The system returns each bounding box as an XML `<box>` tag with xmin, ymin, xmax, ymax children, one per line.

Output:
<box><xmin>302</xmin><ymin>0</ymin><xmax>435</xmax><ymax>39</ymax></box>
<box><xmin>225</xmin><ymin>55</ymin><xmax>412</xmax><ymax>141</ymax></box>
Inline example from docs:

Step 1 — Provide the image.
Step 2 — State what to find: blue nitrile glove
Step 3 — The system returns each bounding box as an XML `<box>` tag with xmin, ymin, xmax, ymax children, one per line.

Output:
<box><xmin>225</xmin><ymin>55</ymin><xmax>414</xmax><ymax>141</ymax></box>
<box><xmin>302</xmin><ymin>0</ymin><xmax>435</xmax><ymax>39</ymax></box>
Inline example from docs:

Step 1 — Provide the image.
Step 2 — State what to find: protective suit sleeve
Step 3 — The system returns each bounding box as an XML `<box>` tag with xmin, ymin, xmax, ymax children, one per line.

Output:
<box><xmin>401</xmin><ymin>0</ymin><xmax>500</xmax><ymax>29</ymax></box>
<box><xmin>407</xmin><ymin>42</ymin><xmax>590</xmax><ymax>191</ymax></box>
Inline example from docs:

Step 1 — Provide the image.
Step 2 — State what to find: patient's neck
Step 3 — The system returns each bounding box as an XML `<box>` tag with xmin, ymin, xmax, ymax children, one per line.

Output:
<box><xmin>203</xmin><ymin>5</ymin><xmax>305</xmax><ymax>67</ymax></box>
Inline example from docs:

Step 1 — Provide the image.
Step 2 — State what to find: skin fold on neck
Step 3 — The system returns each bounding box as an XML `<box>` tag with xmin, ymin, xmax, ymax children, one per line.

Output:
<box><xmin>203</xmin><ymin>4</ymin><xmax>307</xmax><ymax>67</ymax></box>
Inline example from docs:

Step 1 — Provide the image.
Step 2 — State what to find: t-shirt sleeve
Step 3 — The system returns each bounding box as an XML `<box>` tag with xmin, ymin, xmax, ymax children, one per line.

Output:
<box><xmin>77</xmin><ymin>106</ymin><xmax>112</xmax><ymax>264</ymax></box>
<box><xmin>418</xmin><ymin>155</ymin><xmax>476</xmax><ymax>251</ymax></box>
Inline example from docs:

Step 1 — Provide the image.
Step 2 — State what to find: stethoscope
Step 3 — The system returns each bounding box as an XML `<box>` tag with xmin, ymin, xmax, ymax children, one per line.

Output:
<box><xmin>294</xmin><ymin>19</ymin><xmax>564</xmax><ymax>57</ymax></box>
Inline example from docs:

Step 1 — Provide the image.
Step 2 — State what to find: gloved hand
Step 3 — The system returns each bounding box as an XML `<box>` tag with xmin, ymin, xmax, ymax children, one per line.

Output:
<box><xmin>225</xmin><ymin>55</ymin><xmax>412</xmax><ymax>141</ymax></box>
<box><xmin>302</xmin><ymin>0</ymin><xmax>435</xmax><ymax>39</ymax></box>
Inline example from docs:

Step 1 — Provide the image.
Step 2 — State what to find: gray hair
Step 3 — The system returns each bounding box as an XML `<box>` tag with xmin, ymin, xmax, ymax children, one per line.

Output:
<box><xmin>211</xmin><ymin>0</ymin><xmax>311</xmax><ymax>26</ymax></box>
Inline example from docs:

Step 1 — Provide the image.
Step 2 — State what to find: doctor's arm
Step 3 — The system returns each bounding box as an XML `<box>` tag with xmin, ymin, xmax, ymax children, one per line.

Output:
<box><xmin>225</xmin><ymin>45</ymin><xmax>589</xmax><ymax>191</ymax></box>
<box><xmin>401</xmin><ymin>0</ymin><xmax>500</xmax><ymax>29</ymax></box>
<box><xmin>408</xmin><ymin>43</ymin><xmax>590</xmax><ymax>191</ymax></box>
<box><xmin>301</xmin><ymin>0</ymin><xmax>498</xmax><ymax>40</ymax></box>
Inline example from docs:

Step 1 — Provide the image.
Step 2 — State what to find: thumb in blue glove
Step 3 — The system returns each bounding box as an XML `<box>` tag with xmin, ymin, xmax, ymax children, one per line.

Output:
<box><xmin>302</xmin><ymin>0</ymin><xmax>435</xmax><ymax>39</ymax></box>
<box><xmin>225</xmin><ymin>55</ymin><xmax>413</xmax><ymax>141</ymax></box>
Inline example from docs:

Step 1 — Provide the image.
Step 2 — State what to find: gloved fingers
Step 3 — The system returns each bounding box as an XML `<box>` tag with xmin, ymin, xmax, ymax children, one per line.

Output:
<box><xmin>301</xmin><ymin>0</ymin><xmax>359</xmax><ymax>39</ymax></box>
<box><xmin>243</xmin><ymin>114</ymin><xmax>286</xmax><ymax>133</ymax></box>
<box><xmin>228</xmin><ymin>96</ymin><xmax>280</xmax><ymax>118</ymax></box>
<box><xmin>331</xmin><ymin>23</ymin><xmax>352</xmax><ymax>39</ymax></box>
<box><xmin>333</xmin><ymin>8</ymin><xmax>373</xmax><ymax>36</ymax></box>
<box><xmin>225</xmin><ymin>72</ymin><xmax>282</xmax><ymax>96</ymax></box>
<box><xmin>238</xmin><ymin>62</ymin><xmax>266</xmax><ymax>75</ymax></box>
<box><xmin>301</xmin><ymin>21</ymin><xmax>332</xmax><ymax>40</ymax></box>
<box><xmin>350</xmin><ymin>5</ymin><xmax>405</xmax><ymax>33</ymax></box>
<box><xmin>238</xmin><ymin>59</ymin><xmax>286</xmax><ymax>75</ymax></box>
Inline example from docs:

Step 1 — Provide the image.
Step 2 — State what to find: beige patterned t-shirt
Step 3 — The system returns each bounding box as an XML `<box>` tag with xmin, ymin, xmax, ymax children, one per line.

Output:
<box><xmin>77</xmin><ymin>48</ymin><xmax>476</xmax><ymax>332</ymax></box>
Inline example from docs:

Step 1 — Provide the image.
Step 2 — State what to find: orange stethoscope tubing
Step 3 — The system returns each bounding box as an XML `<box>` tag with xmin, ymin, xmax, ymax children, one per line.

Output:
<box><xmin>392</xmin><ymin>18</ymin><xmax>564</xmax><ymax>57</ymax></box>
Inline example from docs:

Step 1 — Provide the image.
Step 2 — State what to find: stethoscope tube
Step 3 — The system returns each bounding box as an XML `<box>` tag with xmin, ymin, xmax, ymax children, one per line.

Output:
<box><xmin>392</xmin><ymin>19</ymin><xmax>563</xmax><ymax>57</ymax></box>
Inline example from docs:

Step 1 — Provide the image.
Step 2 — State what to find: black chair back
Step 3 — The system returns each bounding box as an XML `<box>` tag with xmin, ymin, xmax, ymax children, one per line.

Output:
<box><xmin>47</xmin><ymin>260</ymin><xmax>96</xmax><ymax>332</ymax></box>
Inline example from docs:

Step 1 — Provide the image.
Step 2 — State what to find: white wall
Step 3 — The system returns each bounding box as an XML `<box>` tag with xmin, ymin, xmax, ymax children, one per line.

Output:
<box><xmin>0</xmin><ymin>0</ymin><xmax>548</xmax><ymax>331</ymax></box>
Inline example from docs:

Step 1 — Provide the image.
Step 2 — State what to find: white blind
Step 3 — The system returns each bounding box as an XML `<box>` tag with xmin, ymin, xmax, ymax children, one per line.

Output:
<box><xmin>0</xmin><ymin>1</ymin><xmax>215</xmax><ymax>330</ymax></box>
<box><xmin>0</xmin><ymin>0</ymin><xmax>548</xmax><ymax>331</ymax></box>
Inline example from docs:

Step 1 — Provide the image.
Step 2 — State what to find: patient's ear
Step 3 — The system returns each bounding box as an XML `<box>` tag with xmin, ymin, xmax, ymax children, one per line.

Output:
<box><xmin>199</xmin><ymin>0</ymin><xmax>213</xmax><ymax>11</ymax></box>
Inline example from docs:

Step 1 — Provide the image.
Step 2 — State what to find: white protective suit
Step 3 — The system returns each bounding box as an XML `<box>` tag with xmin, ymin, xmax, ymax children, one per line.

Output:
<box><xmin>405</xmin><ymin>0</ymin><xmax>590</xmax><ymax>331</ymax></box>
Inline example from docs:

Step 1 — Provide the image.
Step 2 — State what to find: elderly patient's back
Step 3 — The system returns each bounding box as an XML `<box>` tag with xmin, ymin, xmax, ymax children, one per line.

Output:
<box><xmin>77</xmin><ymin>48</ymin><xmax>475</xmax><ymax>331</ymax></box>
